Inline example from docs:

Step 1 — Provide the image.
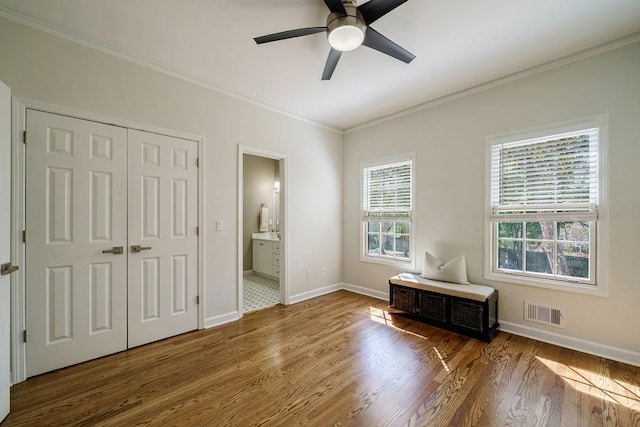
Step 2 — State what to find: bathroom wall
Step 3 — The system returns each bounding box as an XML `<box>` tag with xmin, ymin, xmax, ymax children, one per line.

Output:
<box><xmin>242</xmin><ymin>154</ymin><xmax>278</xmax><ymax>271</ymax></box>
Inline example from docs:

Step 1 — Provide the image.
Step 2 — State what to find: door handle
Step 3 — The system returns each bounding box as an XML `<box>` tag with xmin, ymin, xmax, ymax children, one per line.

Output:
<box><xmin>1</xmin><ymin>262</ymin><xmax>19</xmax><ymax>276</ymax></box>
<box><xmin>131</xmin><ymin>245</ymin><xmax>152</xmax><ymax>253</ymax></box>
<box><xmin>102</xmin><ymin>246</ymin><xmax>124</xmax><ymax>254</ymax></box>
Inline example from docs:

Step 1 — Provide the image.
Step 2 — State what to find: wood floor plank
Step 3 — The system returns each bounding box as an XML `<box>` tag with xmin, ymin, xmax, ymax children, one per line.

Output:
<box><xmin>3</xmin><ymin>290</ymin><xmax>639</xmax><ymax>426</ymax></box>
<box><xmin>447</xmin><ymin>333</ymin><xmax>515</xmax><ymax>426</ymax></box>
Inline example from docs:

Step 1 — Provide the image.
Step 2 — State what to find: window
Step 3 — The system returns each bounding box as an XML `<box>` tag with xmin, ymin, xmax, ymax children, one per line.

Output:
<box><xmin>486</xmin><ymin>117</ymin><xmax>607</xmax><ymax>293</ymax></box>
<box><xmin>361</xmin><ymin>154</ymin><xmax>414</xmax><ymax>266</ymax></box>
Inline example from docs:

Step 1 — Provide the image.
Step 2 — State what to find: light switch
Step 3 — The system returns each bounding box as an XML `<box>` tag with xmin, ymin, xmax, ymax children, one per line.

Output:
<box><xmin>216</xmin><ymin>220</ymin><xmax>224</xmax><ymax>231</ymax></box>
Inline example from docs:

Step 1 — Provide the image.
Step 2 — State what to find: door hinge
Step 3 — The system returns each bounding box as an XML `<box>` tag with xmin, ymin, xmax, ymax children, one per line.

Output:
<box><xmin>196</xmin><ymin>226</ymin><xmax>199</xmax><ymax>236</ymax></box>
<box><xmin>196</xmin><ymin>158</ymin><xmax>200</xmax><ymax>167</ymax></box>
<box><xmin>22</xmin><ymin>130</ymin><xmax>27</xmax><ymax>144</ymax></box>
<box><xmin>23</xmin><ymin>330</ymin><xmax>27</xmax><ymax>343</ymax></box>
<box><xmin>22</xmin><ymin>230</ymin><xmax>26</xmax><ymax>243</ymax></box>
<box><xmin>196</xmin><ymin>295</ymin><xmax>200</xmax><ymax>305</ymax></box>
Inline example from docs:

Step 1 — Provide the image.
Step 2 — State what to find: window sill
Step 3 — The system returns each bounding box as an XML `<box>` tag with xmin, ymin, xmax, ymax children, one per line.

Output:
<box><xmin>485</xmin><ymin>270</ymin><xmax>607</xmax><ymax>297</ymax></box>
<box><xmin>360</xmin><ymin>255</ymin><xmax>415</xmax><ymax>270</ymax></box>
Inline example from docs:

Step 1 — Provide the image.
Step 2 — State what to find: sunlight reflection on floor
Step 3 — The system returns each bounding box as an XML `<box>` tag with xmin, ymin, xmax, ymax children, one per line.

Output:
<box><xmin>537</xmin><ymin>356</ymin><xmax>640</xmax><ymax>411</ymax></box>
<box><xmin>369</xmin><ymin>306</ymin><xmax>450</xmax><ymax>373</ymax></box>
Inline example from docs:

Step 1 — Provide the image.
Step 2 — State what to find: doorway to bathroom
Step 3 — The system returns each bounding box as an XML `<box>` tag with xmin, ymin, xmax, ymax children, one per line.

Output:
<box><xmin>237</xmin><ymin>146</ymin><xmax>287</xmax><ymax>314</ymax></box>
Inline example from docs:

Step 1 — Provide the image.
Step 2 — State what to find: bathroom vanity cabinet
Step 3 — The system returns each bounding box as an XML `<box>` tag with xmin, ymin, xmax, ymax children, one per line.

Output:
<box><xmin>253</xmin><ymin>238</ymin><xmax>280</xmax><ymax>279</ymax></box>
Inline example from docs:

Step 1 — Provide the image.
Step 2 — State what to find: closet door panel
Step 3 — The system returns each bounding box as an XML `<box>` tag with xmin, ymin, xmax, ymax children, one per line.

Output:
<box><xmin>25</xmin><ymin>110</ymin><xmax>128</xmax><ymax>377</ymax></box>
<box><xmin>127</xmin><ymin>129</ymin><xmax>198</xmax><ymax>348</ymax></box>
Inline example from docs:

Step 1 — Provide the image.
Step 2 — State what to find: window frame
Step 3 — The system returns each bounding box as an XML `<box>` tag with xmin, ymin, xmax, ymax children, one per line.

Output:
<box><xmin>360</xmin><ymin>153</ymin><xmax>416</xmax><ymax>268</ymax></box>
<box><xmin>484</xmin><ymin>116</ymin><xmax>609</xmax><ymax>296</ymax></box>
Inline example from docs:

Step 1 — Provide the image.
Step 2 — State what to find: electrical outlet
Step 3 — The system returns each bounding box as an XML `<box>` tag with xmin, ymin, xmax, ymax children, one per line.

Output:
<box><xmin>306</xmin><ymin>269</ymin><xmax>312</xmax><ymax>280</ymax></box>
<box><xmin>322</xmin><ymin>267</ymin><xmax>327</xmax><ymax>276</ymax></box>
<box><xmin>216</xmin><ymin>220</ymin><xmax>224</xmax><ymax>231</ymax></box>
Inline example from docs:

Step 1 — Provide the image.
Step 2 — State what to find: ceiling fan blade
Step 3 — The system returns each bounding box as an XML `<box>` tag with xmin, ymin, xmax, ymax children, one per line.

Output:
<box><xmin>323</xmin><ymin>0</ymin><xmax>346</xmax><ymax>14</ymax></box>
<box><xmin>322</xmin><ymin>48</ymin><xmax>342</xmax><ymax>80</ymax></box>
<box><xmin>358</xmin><ymin>0</ymin><xmax>409</xmax><ymax>25</ymax></box>
<box><xmin>254</xmin><ymin>27</ymin><xmax>326</xmax><ymax>44</ymax></box>
<box><xmin>362</xmin><ymin>27</ymin><xmax>415</xmax><ymax>63</ymax></box>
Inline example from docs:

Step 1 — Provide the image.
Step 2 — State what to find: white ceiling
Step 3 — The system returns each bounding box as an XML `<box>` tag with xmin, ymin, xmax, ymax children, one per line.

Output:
<box><xmin>1</xmin><ymin>0</ymin><xmax>640</xmax><ymax>131</ymax></box>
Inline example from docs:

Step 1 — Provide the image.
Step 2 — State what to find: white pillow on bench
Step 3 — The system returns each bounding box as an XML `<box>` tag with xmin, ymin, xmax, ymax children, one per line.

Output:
<box><xmin>421</xmin><ymin>251</ymin><xmax>469</xmax><ymax>284</ymax></box>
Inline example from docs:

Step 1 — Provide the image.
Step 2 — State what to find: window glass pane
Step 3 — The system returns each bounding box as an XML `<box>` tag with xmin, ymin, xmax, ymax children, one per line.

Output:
<box><xmin>367</xmin><ymin>233</ymin><xmax>380</xmax><ymax>255</ymax></box>
<box><xmin>367</xmin><ymin>222</ymin><xmax>380</xmax><ymax>233</ymax></box>
<box><xmin>498</xmin><ymin>222</ymin><xmax>523</xmax><ymax>238</ymax></box>
<box><xmin>558</xmin><ymin>242</ymin><xmax>589</xmax><ymax>278</ymax></box>
<box><xmin>498</xmin><ymin>240</ymin><xmax>522</xmax><ymax>271</ymax></box>
<box><xmin>382</xmin><ymin>222</ymin><xmax>394</xmax><ymax>233</ymax></box>
<box><xmin>395</xmin><ymin>235</ymin><xmax>410</xmax><ymax>259</ymax></box>
<box><xmin>525</xmin><ymin>242</ymin><xmax>553</xmax><ymax>274</ymax></box>
<box><xmin>557</xmin><ymin>221</ymin><xmax>589</xmax><ymax>242</ymax></box>
<box><xmin>525</xmin><ymin>222</ymin><xmax>554</xmax><ymax>240</ymax></box>
<box><xmin>395</xmin><ymin>222</ymin><xmax>410</xmax><ymax>234</ymax></box>
<box><xmin>381</xmin><ymin>234</ymin><xmax>394</xmax><ymax>256</ymax></box>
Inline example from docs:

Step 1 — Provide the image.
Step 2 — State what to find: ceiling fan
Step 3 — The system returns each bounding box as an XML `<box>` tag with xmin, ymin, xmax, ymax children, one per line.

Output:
<box><xmin>254</xmin><ymin>0</ymin><xmax>415</xmax><ymax>80</ymax></box>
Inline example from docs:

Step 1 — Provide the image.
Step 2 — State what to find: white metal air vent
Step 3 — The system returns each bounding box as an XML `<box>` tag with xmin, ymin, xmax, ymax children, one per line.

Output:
<box><xmin>524</xmin><ymin>301</ymin><xmax>565</xmax><ymax>328</ymax></box>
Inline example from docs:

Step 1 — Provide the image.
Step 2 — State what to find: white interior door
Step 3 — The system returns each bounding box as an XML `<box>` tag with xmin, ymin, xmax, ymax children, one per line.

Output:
<box><xmin>25</xmin><ymin>110</ymin><xmax>128</xmax><ymax>377</ymax></box>
<box><xmin>0</xmin><ymin>80</ymin><xmax>12</xmax><ymax>422</ymax></box>
<box><xmin>127</xmin><ymin>129</ymin><xmax>198</xmax><ymax>347</ymax></box>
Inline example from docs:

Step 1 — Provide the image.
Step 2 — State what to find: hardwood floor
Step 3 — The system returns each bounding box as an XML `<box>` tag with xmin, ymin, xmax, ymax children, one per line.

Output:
<box><xmin>3</xmin><ymin>290</ymin><xmax>639</xmax><ymax>426</ymax></box>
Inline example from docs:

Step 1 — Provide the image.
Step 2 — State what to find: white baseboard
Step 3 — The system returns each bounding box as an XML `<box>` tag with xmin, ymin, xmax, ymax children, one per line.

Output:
<box><xmin>341</xmin><ymin>282</ymin><xmax>388</xmax><ymax>300</ymax></box>
<box><xmin>204</xmin><ymin>311</ymin><xmax>241</xmax><ymax>329</ymax></box>
<box><xmin>243</xmin><ymin>270</ymin><xmax>253</xmax><ymax>276</ymax></box>
<box><xmin>500</xmin><ymin>321</ymin><xmax>640</xmax><ymax>367</ymax></box>
<box><xmin>288</xmin><ymin>283</ymin><xmax>343</xmax><ymax>304</ymax></box>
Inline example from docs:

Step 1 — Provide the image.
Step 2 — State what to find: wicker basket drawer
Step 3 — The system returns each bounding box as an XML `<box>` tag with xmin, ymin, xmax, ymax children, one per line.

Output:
<box><xmin>388</xmin><ymin>277</ymin><xmax>499</xmax><ymax>342</ymax></box>
<box><xmin>418</xmin><ymin>292</ymin><xmax>446</xmax><ymax>322</ymax></box>
<box><xmin>451</xmin><ymin>299</ymin><xmax>484</xmax><ymax>332</ymax></box>
<box><xmin>391</xmin><ymin>286</ymin><xmax>416</xmax><ymax>313</ymax></box>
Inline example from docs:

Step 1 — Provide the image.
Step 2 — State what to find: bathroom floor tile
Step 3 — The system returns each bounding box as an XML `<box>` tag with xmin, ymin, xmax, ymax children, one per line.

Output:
<box><xmin>243</xmin><ymin>273</ymin><xmax>280</xmax><ymax>313</ymax></box>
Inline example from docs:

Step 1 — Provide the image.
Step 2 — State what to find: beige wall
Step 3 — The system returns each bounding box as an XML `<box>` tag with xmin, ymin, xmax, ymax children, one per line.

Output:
<box><xmin>343</xmin><ymin>41</ymin><xmax>640</xmax><ymax>359</ymax></box>
<box><xmin>242</xmin><ymin>154</ymin><xmax>277</xmax><ymax>271</ymax></box>
<box><xmin>0</xmin><ymin>17</ymin><xmax>344</xmax><ymax>322</ymax></box>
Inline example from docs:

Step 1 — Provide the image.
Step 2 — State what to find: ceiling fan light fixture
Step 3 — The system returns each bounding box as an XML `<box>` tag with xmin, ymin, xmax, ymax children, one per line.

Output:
<box><xmin>326</xmin><ymin>4</ymin><xmax>366</xmax><ymax>52</ymax></box>
<box><xmin>328</xmin><ymin>24</ymin><xmax>364</xmax><ymax>51</ymax></box>
<box><xmin>254</xmin><ymin>0</ymin><xmax>415</xmax><ymax>80</ymax></box>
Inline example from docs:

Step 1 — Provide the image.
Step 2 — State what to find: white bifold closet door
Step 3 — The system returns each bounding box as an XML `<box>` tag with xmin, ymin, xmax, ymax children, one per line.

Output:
<box><xmin>127</xmin><ymin>129</ymin><xmax>198</xmax><ymax>348</ymax></box>
<box><xmin>25</xmin><ymin>111</ymin><xmax>128</xmax><ymax>377</ymax></box>
<box><xmin>25</xmin><ymin>110</ymin><xmax>198</xmax><ymax>377</ymax></box>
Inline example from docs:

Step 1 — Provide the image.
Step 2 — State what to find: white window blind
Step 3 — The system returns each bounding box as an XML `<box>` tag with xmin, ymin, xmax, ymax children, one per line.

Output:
<box><xmin>490</xmin><ymin>128</ymin><xmax>599</xmax><ymax>221</ymax></box>
<box><xmin>362</xmin><ymin>160</ymin><xmax>412</xmax><ymax>220</ymax></box>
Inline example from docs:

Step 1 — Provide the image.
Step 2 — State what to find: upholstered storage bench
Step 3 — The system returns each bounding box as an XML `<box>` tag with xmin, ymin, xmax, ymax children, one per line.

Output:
<box><xmin>389</xmin><ymin>273</ymin><xmax>499</xmax><ymax>342</ymax></box>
